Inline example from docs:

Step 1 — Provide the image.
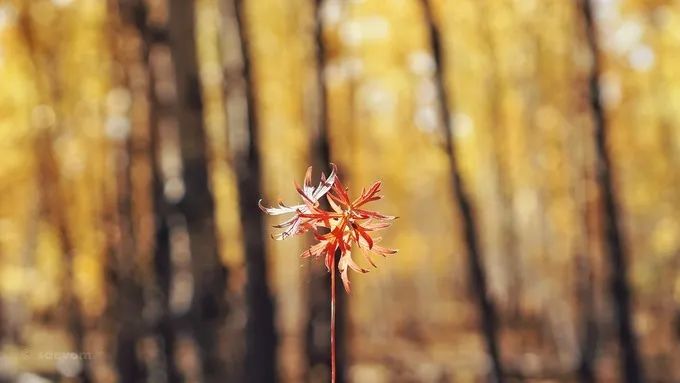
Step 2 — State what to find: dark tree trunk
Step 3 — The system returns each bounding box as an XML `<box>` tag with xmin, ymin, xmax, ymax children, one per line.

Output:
<box><xmin>152</xmin><ymin>211</ymin><xmax>182</xmax><ymax>383</ymax></box>
<box><xmin>109</xmin><ymin>150</ymin><xmax>148</xmax><ymax>383</ymax></box>
<box><xmin>419</xmin><ymin>1</ymin><xmax>505</xmax><ymax>381</ymax></box>
<box><xmin>105</xmin><ymin>3</ymin><xmax>149</xmax><ymax>381</ymax></box>
<box><xmin>166</xmin><ymin>1</ymin><xmax>230</xmax><ymax>382</ymax></box>
<box><xmin>306</xmin><ymin>1</ymin><xmax>347</xmax><ymax>382</ymax></box>
<box><xmin>576</xmin><ymin>251</ymin><xmax>597</xmax><ymax>383</ymax></box>
<box><xmin>579</xmin><ymin>1</ymin><xmax>644</xmax><ymax>382</ymax></box>
<box><xmin>110</xmin><ymin>140</ymin><xmax>148</xmax><ymax>383</ymax></box>
<box><xmin>116</xmin><ymin>1</ymin><xmax>187</xmax><ymax>381</ymax></box>
<box><xmin>232</xmin><ymin>1</ymin><xmax>278</xmax><ymax>382</ymax></box>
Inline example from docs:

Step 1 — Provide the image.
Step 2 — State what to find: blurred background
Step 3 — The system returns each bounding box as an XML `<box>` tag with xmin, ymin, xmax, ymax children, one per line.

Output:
<box><xmin>1</xmin><ymin>0</ymin><xmax>680</xmax><ymax>382</ymax></box>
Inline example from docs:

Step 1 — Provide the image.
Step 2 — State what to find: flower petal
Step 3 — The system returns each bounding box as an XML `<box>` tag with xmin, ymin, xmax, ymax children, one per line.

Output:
<box><xmin>372</xmin><ymin>245</ymin><xmax>398</xmax><ymax>257</ymax></box>
<box><xmin>340</xmin><ymin>266</ymin><xmax>351</xmax><ymax>293</ymax></box>
<box><xmin>301</xmin><ymin>241</ymin><xmax>327</xmax><ymax>258</ymax></box>
<box><xmin>312</xmin><ymin>163</ymin><xmax>337</xmax><ymax>201</ymax></box>
<box><xmin>354</xmin><ymin>208</ymin><xmax>397</xmax><ymax>220</ymax></box>
<box><xmin>352</xmin><ymin>181</ymin><xmax>382</xmax><ymax>207</ymax></box>
<box><xmin>327</xmin><ymin>194</ymin><xmax>343</xmax><ymax>214</ymax></box>
<box><xmin>361</xmin><ymin>219</ymin><xmax>392</xmax><ymax>231</ymax></box>
<box><xmin>259</xmin><ymin>199</ymin><xmax>305</xmax><ymax>216</ymax></box>
<box><xmin>303</xmin><ymin>166</ymin><xmax>314</xmax><ymax>197</ymax></box>
<box><xmin>360</xmin><ymin>248</ymin><xmax>377</xmax><ymax>268</ymax></box>
<box><xmin>324</xmin><ymin>241</ymin><xmax>337</xmax><ymax>271</ymax></box>
<box><xmin>354</xmin><ymin>225</ymin><xmax>374</xmax><ymax>249</ymax></box>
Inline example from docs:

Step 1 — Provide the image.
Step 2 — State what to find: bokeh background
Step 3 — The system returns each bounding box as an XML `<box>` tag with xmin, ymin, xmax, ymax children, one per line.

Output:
<box><xmin>1</xmin><ymin>0</ymin><xmax>680</xmax><ymax>382</ymax></box>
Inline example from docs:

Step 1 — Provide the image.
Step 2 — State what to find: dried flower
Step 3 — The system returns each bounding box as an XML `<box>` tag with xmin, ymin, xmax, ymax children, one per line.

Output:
<box><xmin>259</xmin><ymin>164</ymin><xmax>397</xmax><ymax>383</ymax></box>
<box><xmin>259</xmin><ymin>164</ymin><xmax>397</xmax><ymax>292</ymax></box>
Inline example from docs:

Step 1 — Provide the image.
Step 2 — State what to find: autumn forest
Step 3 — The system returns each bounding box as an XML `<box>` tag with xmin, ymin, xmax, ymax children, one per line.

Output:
<box><xmin>0</xmin><ymin>0</ymin><xmax>679</xmax><ymax>382</ymax></box>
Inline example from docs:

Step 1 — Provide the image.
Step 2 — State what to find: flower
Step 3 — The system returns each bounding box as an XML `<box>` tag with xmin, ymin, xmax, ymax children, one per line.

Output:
<box><xmin>259</xmin><ymin>164</ymin><xmax>397</xmax><ymax>292</ymax></box>
<box><xmin>258</xmin><ymin>164</ymin><xmax>337</xmax><ymax>240</ymax></box>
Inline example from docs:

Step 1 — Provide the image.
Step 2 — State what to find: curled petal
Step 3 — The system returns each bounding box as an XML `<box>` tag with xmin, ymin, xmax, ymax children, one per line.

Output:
<box><xmin>372</xmin><ymin>245</ymin><xmax>398</xmax><ymax>257</ymax></box>
<box><xmin>355</xmin><ymin>208</ymin><xmax>397</xmax><ymax>220</ymax></box>
<box><xmin>259</xmin><ymin>199</ymin><xmax>305</xmax><ymax>216</ymax></box>
<box><xmin>338</xmin><ymin>252</ymin><xmax>352</xmax><ymax>293</ymax></box>
<box><xmin>353</xmin><ymin>181</ymin><xmax>382</xmax><ymax>207</ymax></box>
<box><xmin>272</xmin><ymin>230</ymin><xmax>293</xmax><ymax>241</ymax></box>
<box><xmin>295</xmin><ymin>182</ymin><xmax>318</xmax><ymax>205</ymax></box>
<box><xmin>295</xmin><ymin>164</ymin><xmax>337</xmax><ymax>204</ymax></box>
<box><xmin>354</xmin><ymin>225</ymin><xmax>374</xmax><ymax>249</ymax></box>
<box><xmin>360</xmin><ymin>247</ymin><xmax>377</xmax><ymax>268</ymax></box>
<box><xmin>312</xmin><ymin>163</ymin><xmax>337</xmax><ymax>201</ymax></box>
<box><xmin>338</xmin><ymin>250</ymin><xmax>368</xmax><ymax>293</ymax></box>
<box><xmin>272</xmin><ymin>215</ymin><xmax>300</xmax><ymax>228</ymax></box>
<box><xmin>330</xmin><ymin>176</ymin><xmax>351</xmax><ymax>206</ymax></box>
<box><xmin>340</xmin><ymin>266</ymin><xmax>351</xmax><ymax>293</ymax></box>
<box><xmin>324</xmin><ymin>241</ymin><xmax>337</xmax><ymax>271</ymax></box>
<box><xmin>361</xmin><ymin>219</ymin><xmax>392</xmax><ymax>231</ymax></box>
<box><xmin>302</xmin><ymin>166</ymin><xmax>314</xmax><ymax>197</ymax></box>
<box><xmin>327</xmin><ymin>194</ymin><xmax>343</xmax><ymax>214</ymax></box>
<box><xmin>301</xmin><ymin>241</ymin><xmax>327</xmax><ymax>258</ymax></box>
<box><xmin>328</xmin><ymin>192</ymin><xmax>348</xmax><ymax>209</ymax></box>
<box><xmin>271</xmin><ymin>216</ymin><xmax>319</xmax><ymax>240</ymax></box>
<box><xmin>356</xmin><ymin>234</ymin><xmax>376</xmax><ymax>249</ymax></box>
<box><xmin>346</xmin><ymin>252</ymin><xmax>368</xmax><ymax>273</ymax></box>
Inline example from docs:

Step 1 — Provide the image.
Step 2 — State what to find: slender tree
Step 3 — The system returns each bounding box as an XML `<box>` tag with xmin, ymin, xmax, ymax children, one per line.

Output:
<box><xmin>103</xmin><ymin>3</ymin><xmax>149</xmax><ymax>381</ymax></box>
<box><xmin>419</xmin><ymin>1</ymin><xmax>505</xmax><ymax>381</ymax></box>
<box><xmin>115</xmin><ymin>1</ymin><xmax>178</xmax><ymax>381</ymax></box>
<box><xmin>231</xmin><ymin>1</ymin><xmax>278</xmax><ymax>381</ymax></box>
<box><xmin>579</xmin><ymin>1</ymin><xmax>644</xmax><ymax>382</ymax></box>
<box><xmin>307</xmin><ymin>1</ymin><xmax>347</xmax><ymax>382</ymax></box>
<box><xmin>165</xmin><ymin>1</ymin><xmax>232</xmax><ymax>381</ymax></box>
<box><xmin>576</xmin><ymin>250</ymin><xmax>597</xmax><ymax>383</ymax></box>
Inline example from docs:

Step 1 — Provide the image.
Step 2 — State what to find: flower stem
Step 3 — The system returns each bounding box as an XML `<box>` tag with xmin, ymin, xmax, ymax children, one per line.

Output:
<box><xmin>330</xmin><ymin>255</ymin><xmax>337</xmax><ymax>383</ymax></box>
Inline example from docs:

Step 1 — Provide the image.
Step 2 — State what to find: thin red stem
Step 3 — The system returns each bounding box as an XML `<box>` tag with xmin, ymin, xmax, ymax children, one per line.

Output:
<box><xmin>330</xmin><ymin>254</ymin><xmax>337</xmax><ymax>383</ymax></box>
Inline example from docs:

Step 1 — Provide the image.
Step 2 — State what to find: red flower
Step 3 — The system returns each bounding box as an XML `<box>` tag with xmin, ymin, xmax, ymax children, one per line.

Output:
<box><xmin>259</xmin><ymin>164</ymin><xmax>397</xmax><ymax>292</ymax></box>
<box><xmin>260</xmin><ymin>164</ymin><xmax>397</xmax><ymax>383</ymax></box>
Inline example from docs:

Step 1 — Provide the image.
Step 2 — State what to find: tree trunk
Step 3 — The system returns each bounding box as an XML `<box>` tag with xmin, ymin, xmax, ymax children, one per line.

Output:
<box><xmin>166</xmin><ymin>1</ymin><xmax>230</xmax><ymax>381</ymax></box>
<box><xmin>579</xmin><ymin>1</ymin><xmax>644</xmax><ymax>382</ymax></box>
<box><xmin>306</xmin><ymin>1</ymin><xmax>347</xmax><ymax>382</ymax></box>
<box><xmin>116</xmin><ymin>0</ymin><xmax>194</xmax><ymax>381</ymax></box>
<box><xmin>232</xmin><ymin>1</ymin><xmax>278</xmax><ymax>381</ymax></box>
<box><xmin>576</xmin><ymin>251</ymin><xmax>597</xmax><ymax>383</ymax></box>
<box><xmin>105</xmin><ymin>3</ymin><xmax>149</xmax><ymax>381</ymax></box>
<box><xmin>419</xmin><ymin>0</ymin><xmax>505</xmax><ymax>381</ymax></box>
